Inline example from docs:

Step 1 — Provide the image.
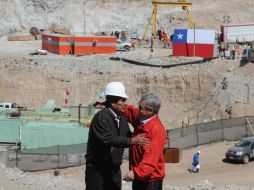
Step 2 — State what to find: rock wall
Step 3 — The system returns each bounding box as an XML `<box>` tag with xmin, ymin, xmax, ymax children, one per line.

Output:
<box><xmin>2</xmin><ymin>0</ymin><xmax>254</xmax><ymax>37</ymax></box>
<box><xmin>0</xmin><ymin>0</ymin><xmax>85</xmax><ymax>36</ymax></box>
<box><xmin>0</xmin><ymin>0</ymin><xmax>151</xmax><ymax>36</ymax></box>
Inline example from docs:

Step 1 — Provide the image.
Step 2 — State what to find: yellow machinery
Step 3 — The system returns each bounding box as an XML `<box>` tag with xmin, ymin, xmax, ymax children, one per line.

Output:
<box><xmin>142</xmin><ymin>0</ymin><xmax>194</xmax><ymax>39</ymax></box>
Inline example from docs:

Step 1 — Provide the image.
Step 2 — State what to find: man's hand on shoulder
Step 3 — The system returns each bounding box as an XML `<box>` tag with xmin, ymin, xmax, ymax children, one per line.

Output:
<box><xmin>130</xmin><ymin>134</ymin><xmax>149</xmax><ymax>147</ymax></box>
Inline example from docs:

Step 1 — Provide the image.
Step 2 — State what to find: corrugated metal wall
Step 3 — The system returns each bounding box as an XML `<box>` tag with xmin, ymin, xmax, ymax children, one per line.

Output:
<box><xmin>0</xmin><ymin>118</ymin><xmax>21</xmax><ymax>143</ymax></box>
<box><xmin>21</xmin><ymin>121</ymin><xmax>89</xmax><ymax>151</ymax></box>
<box><xmin>167</xmin><ymin>116</ymin><xmax>254</xmax><ymax>149</ymax></box>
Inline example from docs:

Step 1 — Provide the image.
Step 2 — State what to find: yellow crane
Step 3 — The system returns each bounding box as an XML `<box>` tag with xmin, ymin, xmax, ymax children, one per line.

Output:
<box><xmin>142</xmin><ymin>0</ymin><xmax>194</xmax><ymax>40</ymax></box>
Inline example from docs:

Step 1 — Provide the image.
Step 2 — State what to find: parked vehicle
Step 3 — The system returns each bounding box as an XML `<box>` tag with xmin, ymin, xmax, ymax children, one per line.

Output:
<box><xmin>0</xmin><ymin>102</ymin><xmax>18</xmax><ymax>110</ymax></box>
<box><xmin>116</xmin><ymin>40</ymin><xmax>132</xmax><ymax>51</ymax></box>
<box><xmin>225</xmin><ymin>137</ymin><xmax>254</xmax><ymax>164</ymax></box>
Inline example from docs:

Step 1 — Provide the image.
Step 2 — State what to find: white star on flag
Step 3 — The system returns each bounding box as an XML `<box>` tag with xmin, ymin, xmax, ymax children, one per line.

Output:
<box><xmin>177</xmin><ymin>33</ymin><xmax>183</xmax><ymax>39</ymax></box>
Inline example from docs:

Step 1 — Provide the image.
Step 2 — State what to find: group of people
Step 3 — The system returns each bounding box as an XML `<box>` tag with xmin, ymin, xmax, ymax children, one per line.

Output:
<box><xmin>149</xmin><ymin>31</ymin><xmax>172</xmax><ymax>49</ymax></box>
<box><xmin>218</xmin><ymin>42</ymin><xmax>250</xmax><ymax>60</ymax></box>
<box><xmin>85</xmin><ymin>81</ymin><xmax>166</xmax><ymax>190</ymax></box>
<box><xmin>111</xmin><ymin>31</ymin><xmax>128</xmax><ymax>42</ymax></box>
<box><xmin>158</xmin><ymin>31</ymin><xmax>172</xmax><ymax>49</ymax></box>
<box><xmin>85</xmin><ymin>81</ymin><xmax>200</xmax><ymax>190</ymax></box>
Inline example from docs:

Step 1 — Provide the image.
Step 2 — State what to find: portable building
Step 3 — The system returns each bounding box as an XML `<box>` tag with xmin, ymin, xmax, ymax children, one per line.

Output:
<box><xmin>42</xmin><ymin>34</ymin><xmax>116</xmax><ymax>55</ymax></box>
<box><xmin>221</xmin><ymin>23</ymin><xmax>254</xmax><ymax>43</ymax></box>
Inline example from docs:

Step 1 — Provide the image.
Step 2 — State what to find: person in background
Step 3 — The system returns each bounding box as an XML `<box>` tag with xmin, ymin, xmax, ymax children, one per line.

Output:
<box><xmin>231</xmin><ymin>44</ymin><xmax>236</xmax><ymax>60</ymax></box>
<box><xmin>166</xmin><ymin>38</ymin><xmax>171</xmax><ymax>49</ymax></box>
<box><xmin>170</xmin><ymin>34</ymin><xmax>174</xmax><ymax>42</ymax></box>
<box><xmin>163</xmin><ymin>36</ymin><xmax>168</xmax><ymax>48</ymax></box>
<box><xmin>221</xmin><ymin>41</ymin><xmax>226</xmax><ymax>58</ymax></box>
<box><xmin>191</xmin><ymin>151</ymin><xmax>200</xmax><ymax>173</ymax></box>
<box><xmin>218</xmin><ymin>44</ymin><xmax>222</xmax><ymax>58</ymax></box>
<box><xmin>131</xmin><ymin>39</ymin><xmax>137</xmax><ymax>50</ymax></box>
<box><xmin>150</xmin><ymin>34</ymin><xmax>155</xmax><ymax>49</ymax></box>
<box><xmin>85</xmin><ymin>82</ymin><xmax>149</xmax><ymax>190</ymax></box>
<box><xmin>123</xmin><ymin>92</ymin><xmax>166</xmax><ymax>190</ymax></box>
<box><xmin>115</xmin><ymin>31</ymin><xmax>120</xmax><ymax>39</ymax></box>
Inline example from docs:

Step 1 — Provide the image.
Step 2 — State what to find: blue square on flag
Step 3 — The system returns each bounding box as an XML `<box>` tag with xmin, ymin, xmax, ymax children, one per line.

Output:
<box><xmin>173</xmin><ymin>29</ymin><xmax>187</xmax><ymax>43</ymax></box>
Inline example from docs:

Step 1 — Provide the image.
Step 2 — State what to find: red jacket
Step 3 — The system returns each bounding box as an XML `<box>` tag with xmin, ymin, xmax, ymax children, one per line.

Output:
<box><xmin>124</xmin><ymin>105</ymin><xmax>166</xmax><ymax>182</ymax></box>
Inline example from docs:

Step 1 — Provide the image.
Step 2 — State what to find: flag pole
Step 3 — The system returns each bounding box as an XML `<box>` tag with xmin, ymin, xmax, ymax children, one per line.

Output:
<box><xmin>193</xmin><ymin>22</ymin><xmax>196</xmax><ymax>57</ymax></box>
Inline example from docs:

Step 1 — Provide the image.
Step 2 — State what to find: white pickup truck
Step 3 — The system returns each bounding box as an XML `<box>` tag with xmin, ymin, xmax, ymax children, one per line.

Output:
<box><xmin>0</xmin><ymin>102</ymin><xmax>18</xmax><ymax>110</ymax></box>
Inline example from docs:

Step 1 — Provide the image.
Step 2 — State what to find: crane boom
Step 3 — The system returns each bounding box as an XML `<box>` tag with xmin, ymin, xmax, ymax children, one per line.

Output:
<box><xmin>142</xmin><ymin>0</ymin><xmax>194</xmax><ymax>40</ymax></box>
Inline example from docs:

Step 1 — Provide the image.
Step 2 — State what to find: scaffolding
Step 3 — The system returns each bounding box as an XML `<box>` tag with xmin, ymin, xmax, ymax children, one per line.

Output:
<box><xmin>142</xmin><ymin>0</ymin><xmax>194</xmax><ymax>39</ymax></box>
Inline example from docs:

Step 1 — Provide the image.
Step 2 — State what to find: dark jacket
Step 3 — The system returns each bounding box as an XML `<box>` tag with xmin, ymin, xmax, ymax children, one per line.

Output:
<box><xmin>85</xmin><ymin>107</ymin><xmax>132</xmax><ymax>169</ymax></box>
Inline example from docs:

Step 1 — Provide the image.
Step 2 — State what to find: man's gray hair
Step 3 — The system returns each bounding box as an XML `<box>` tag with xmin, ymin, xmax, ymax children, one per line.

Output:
<box><xmin>140</xmin><ymin>92</ymin><xmax>161</xmax><ymax>113</ymax></box>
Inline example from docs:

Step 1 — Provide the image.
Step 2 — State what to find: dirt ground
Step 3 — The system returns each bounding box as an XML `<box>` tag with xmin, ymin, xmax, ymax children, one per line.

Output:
<box><xmin>21</xmin><ymin>141</ymin><xmax>254</xmax><ymax>189</ymax></box>
<box><xmin>2</xmin><ymin>141</ymin><xmax>254</xmax><ymax>189</ymax></box>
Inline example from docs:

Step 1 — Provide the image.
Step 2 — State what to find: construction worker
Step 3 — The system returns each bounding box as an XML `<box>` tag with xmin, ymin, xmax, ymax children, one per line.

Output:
<box><xmin>166</xmin><ymin>38</ymin><xmax>171</xmax><ymax>49</ymax></box>
<box><xmin>163</xmin><ymin>36</ymin><xmax>168</xmax><ymax>48</ymax></box>
<box><xmin>220</xmin><ymin>41</ymin><xmax>226</xmax><ymax>58</ymax></box>
<box><xmin>190</xmin><ymin>151</ymin><xmax>200</xmax><ymax>173</ymax></box>
<box><xmin>85</xmin><ymin>82</ymin><xmax>149</xmax><ymax>190</ymax></box>
<box><xmin>157</xmin><ymin>30</ymin><xmax>162</xmax><ymax>41</ymax></box>
<box><xmin>123</xmin><ymin>92</ymin><xmax>166</xmax><ymax>190</ymax></box>
<box><xmin>160</xmin><ymin>31</ymin><xmax>166</xmax><ymax>42</ymax></box>
<box><xmin>150</xmin><ymin>34</ymin><xmax>155</xmax><ymax>49</ymax></box>
<box><xmin>130</xmin><ymin>39</ymin><xmax>137</xmax><ymax>50</ymax></box>
<box><xmin>121</xmin><ymin>31</ymin><xmax>127</xmax><ymax>42</ymax></box>
<box><xmin>115</xmin><ymin>31</ymin><xmax>120</xmax><ymax>39</ymax></box>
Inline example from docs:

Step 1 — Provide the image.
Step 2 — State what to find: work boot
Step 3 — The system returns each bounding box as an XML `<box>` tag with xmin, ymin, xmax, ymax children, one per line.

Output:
<box><xmin>194</xmin><ymin>169</ymin><xmax>199</xmax><ymax>173</ymax></box>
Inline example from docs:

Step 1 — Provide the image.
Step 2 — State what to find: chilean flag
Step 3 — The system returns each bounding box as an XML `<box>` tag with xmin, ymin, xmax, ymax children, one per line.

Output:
<box><xmin>173</xmin><ymin>29</ymin><xmax>216</xmax><ymax>58</ymax></box>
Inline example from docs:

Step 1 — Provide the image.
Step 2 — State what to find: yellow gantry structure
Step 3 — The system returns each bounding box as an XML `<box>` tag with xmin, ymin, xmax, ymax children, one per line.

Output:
<box><xmin>142</xmin><ymin>0</ymin><xmax>194</xmax><ymax>40</ymax></box>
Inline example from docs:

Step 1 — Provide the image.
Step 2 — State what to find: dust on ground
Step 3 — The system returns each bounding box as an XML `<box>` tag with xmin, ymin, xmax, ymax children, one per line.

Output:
<box><xmin>2</xmin><ymin>141</ymin><xmax>254</xmax><ymax>190</ymax></box>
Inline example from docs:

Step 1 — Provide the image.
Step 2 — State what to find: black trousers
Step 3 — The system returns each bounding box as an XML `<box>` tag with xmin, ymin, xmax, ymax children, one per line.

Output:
<box><xmin>132</xmin><ymin>180</ymin><xmax>163</xmax><ymax>190</ymax></box>
<box><xmin>85</xmin><ymin>165</ymin><xmax>122</xmax><ymax>190</ymax></box>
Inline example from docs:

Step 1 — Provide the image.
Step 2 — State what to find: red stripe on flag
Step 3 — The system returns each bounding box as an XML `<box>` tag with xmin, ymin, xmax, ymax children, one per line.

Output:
<box><xmin>173</xmin><ymin>43</ymin><xmax>214</xmax><ymax>58</ymax></box>
<box><xmin>66</xmin><ymin>89</ymin><xmax>70</xmax><ymax>96</ymax></box>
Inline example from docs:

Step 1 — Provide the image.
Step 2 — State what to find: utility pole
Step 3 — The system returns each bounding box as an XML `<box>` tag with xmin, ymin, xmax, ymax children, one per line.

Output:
<box><xmin>245</xmin><ymin>83</ymin><xmax>250</xmax><ymax>104</ymax></box>
<box><xmin>223</xmin><ymin>15</ymin><xmax>230</xmax><ymax>44</ymax></box>
<box><xmin>245</xmin><ymin>83</ymin><xmax>249</xmax><ymax>116</ymax></box>
<box><xmin>83</xmin><ymin>0</ymin><xmax>87</xmax><ymax>35</ymax></box>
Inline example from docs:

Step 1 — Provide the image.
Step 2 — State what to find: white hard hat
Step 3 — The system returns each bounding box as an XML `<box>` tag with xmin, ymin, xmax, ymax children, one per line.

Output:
<box><xmin>104</xmin><ymin>82</ymin><xmax>128</xmax><ymax>98</ymax></box>
<box><xmin>197</xmin><ymin>150</ymin><xmax>201</xmax><ymax>154</ymax></box>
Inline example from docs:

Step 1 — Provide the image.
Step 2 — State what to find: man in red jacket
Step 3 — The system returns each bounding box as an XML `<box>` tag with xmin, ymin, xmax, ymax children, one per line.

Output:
<box><xmin>123</xmin><ymin>92</ymin><xmax>166</xmax><ymax>190</ymax></box>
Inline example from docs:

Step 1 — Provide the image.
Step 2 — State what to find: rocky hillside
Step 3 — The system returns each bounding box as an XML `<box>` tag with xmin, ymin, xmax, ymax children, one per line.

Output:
<box><xmin>1</xmin><ymin>0</ymin><xmax>254</xmax><ymax>36</ymax></box>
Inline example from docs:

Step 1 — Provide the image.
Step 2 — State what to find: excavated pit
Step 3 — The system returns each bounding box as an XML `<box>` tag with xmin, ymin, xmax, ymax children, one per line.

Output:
<box><xmin>0</xmin><ymin>51</ymin><xmax>236</xmax><ymax>129</ymax></box>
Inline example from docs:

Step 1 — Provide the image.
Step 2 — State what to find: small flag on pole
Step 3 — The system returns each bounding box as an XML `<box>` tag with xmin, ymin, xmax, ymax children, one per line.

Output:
<box><xmin>66</xmin><ymin>89</ymin><xmax>70</xmax><ymax>96</ymax></box>
<box><xmin>64</xmin><ymin>89</ymin><xmax>70</xmax><ymax>106</ymax></box>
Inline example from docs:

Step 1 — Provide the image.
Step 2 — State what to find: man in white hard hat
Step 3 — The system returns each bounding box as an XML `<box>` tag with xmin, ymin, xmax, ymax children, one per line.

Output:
<box><xmin>190</xmin><ymin>150</ymin><xmax>200</xmax><ymax>173</ymax></box>
<box><xmin>85</xmin><ymin>82</ymin><xmax>149</xmax><ymax>190</ymax></box>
